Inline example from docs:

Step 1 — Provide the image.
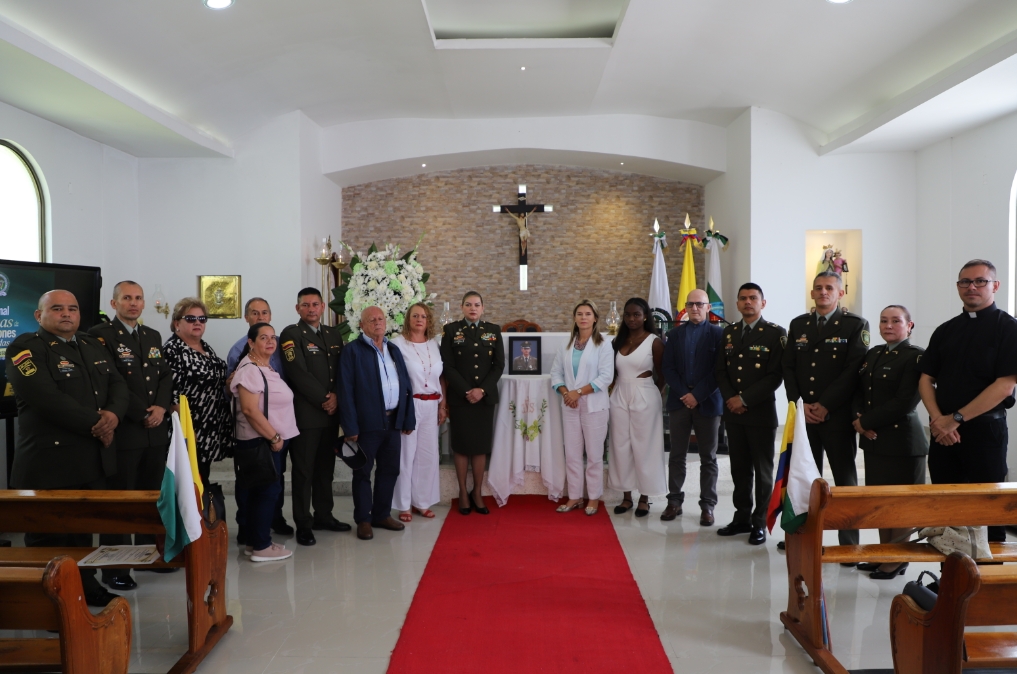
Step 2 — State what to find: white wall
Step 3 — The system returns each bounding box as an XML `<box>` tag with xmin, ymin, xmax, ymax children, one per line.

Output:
<box><xmin>299</xmin><ymin>112</ymin><xmax>343</xmax><ymax>292</ymax></box>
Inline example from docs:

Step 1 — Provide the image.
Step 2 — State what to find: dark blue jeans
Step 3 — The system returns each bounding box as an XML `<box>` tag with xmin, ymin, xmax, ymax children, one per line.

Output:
<box><xmin>236</xmin><ymin>444</ymin><xmax>287</xmax><ymax>541</ymax></box>
<box><xmin>235</xmin><ymin>438</ymin><xmax>287</xmax><ymax>551</ymax></box>
<box><xmin>353</xmin><ymin>424</ymin><xmax>401</xmax><ymax>524</ymax></box>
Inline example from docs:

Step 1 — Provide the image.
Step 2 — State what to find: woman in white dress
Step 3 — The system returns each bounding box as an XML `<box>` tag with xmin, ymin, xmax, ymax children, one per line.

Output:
<box><xmin>608</xmin><ymin>298</ymin><xmax>666</xmax><ymax>516</ymax></box>
<box><xmin>550</xmin><ymin>300</ymin><xmax>615</xmax><ymax>516</ymax></box>
<box><xmin>390</xmin><ymin>303</ymin><xmax>447</xmax><ymax>522</ymax></box>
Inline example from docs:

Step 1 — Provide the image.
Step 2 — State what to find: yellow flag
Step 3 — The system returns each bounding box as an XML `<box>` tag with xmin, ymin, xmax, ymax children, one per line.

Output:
<box><xmin>676</xmin><ymin>232</ymin><xmax>698</xmax><ymax>314</ymax></box>
<box><xmin>177</xmin><ymin>395</ymin><xmax>204</xmax><ymax>500</ymax></box>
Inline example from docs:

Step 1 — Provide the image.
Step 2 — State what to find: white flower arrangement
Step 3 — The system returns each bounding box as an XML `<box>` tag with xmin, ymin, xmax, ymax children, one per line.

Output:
<box><xmin>330</xmin><ymin>242</ymin><xmax>434</xmax><ymax>341</ymax></box>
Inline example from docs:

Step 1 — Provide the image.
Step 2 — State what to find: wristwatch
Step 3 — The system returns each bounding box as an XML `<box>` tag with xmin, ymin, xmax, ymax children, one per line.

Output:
<box><xmin>952</xmin><ymin>412</ymin><xmax>965</xmax><ymax>424</ymax></box>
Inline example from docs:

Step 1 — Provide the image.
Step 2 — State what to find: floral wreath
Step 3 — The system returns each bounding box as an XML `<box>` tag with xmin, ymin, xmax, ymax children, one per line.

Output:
<box><xmin>507</xmin><ymin>399</ymin><xmax>548</xmax><ymax>442</ymax></box>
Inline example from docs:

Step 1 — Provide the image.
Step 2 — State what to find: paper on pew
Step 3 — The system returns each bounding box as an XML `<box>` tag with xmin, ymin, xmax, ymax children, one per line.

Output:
<box><xmin>77</xmin><ymin>545</ymin><xmax>161</xmax><ymax>567</ymax></box>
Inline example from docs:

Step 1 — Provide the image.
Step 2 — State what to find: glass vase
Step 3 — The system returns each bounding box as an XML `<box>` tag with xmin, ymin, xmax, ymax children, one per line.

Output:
<box><xmin>606</xmin><ymin>300</ymin><xmax>620</xmax><ymax>335</ymax></box>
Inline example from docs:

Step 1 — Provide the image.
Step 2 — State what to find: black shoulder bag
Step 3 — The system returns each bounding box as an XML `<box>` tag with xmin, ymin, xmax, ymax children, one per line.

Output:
<box><xmin>232</xmin><ymin>365</ymin><xmax>280</xmax><ymax>490</ymax></box>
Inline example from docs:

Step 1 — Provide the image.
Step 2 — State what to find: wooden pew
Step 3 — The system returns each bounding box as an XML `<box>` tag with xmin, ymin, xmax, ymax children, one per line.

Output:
<box><xmin>0</xmin><ymin>555</ymin><xmax>131</xmax><ymax>674</ymax></box>
<box><xmin>0</xmin><ymin>489</ymin><xmax>233</xmax><ymax>674</ymax></box>
<box><xmin>781</xmin><ymin>479</ymin><xmax>1017</xmax><ymax>674</ymax></box>
<box><xmin>890</xmin><ymin>552</ymin><xmax>1017</xmax><ymax>673</ymax></box>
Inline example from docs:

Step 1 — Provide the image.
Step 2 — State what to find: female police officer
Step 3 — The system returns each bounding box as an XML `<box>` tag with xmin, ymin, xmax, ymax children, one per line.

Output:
<box><xmin>439</xmin><ymin>291</ymin><xmax>504</xmax><ymax>515</ymax></box>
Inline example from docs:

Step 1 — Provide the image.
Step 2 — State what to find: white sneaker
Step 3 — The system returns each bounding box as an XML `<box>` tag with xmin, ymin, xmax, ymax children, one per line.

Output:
<box><xmin>244</xmin><ymin>545</ymin><xmax>253</xmax><ymax>556</ymax></box>
<box><xmin>251</xmin><ymin>543</ymin><xmax>292</xmax><ymax>563</ymax></box>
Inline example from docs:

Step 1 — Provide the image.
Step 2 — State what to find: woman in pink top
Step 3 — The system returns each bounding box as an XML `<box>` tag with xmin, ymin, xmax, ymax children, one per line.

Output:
<box><xmin>231</xmin><ymin>323</ymin><xmax>300</xmax><ymax>562</ymax></box>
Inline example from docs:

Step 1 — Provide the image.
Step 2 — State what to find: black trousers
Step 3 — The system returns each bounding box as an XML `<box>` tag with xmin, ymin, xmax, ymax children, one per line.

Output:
<box><xmin>352</xmin><ymin>421</ymin><xmax>401</xmax><ymax>525</ymax></box>
<box><xmin>929</xmin><ymin>417</ymin><xmax>1009</xmax><ymax>542</ymax></box>
<box><xmin>289</xmin><ymin>426</ymin><xmax>337</xmax><ymax>529</ymax></box>
<box><xmin>100</xmin><ymin>443</ymin><xmax>168</xmax><ymax>582</ymax></box>
<box><xmin>26</xmin><ymin>476</ymin><xmax>107</xmax><ymax>596</ymax></box>
<box><xmin>805</xmin><ymin>418</ymin><xmax>859</xmax><ymax>545</ymax></box>
<box><xmin>727</xmin><ymin>423</ymin><xmax>776</xmax><ymax>528</ymax></box>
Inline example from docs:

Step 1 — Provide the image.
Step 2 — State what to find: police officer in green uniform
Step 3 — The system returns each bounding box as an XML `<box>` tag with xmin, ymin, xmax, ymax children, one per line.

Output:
<box><xmin>852</xmin><ymin>304</ymin><xmax>927</xmax><ymax>579</ymax></box>
<box><xmin>5</xmin><ymin>289</ymin><xmax>129</xmax><ymax>606</ymax></box>
<box><xmin>280</xmin><ymin>287</ymin><xmax>349</xmax><ymax>546</ymax></box>
<box><xmin>782</xmin><ymin>270</ymin><xmax>869</xmax><ymax>547</ymax></box>
<box><xmin>89</xmin><ymin>281</ymin><xmax>173</xmax><ymax>590</ymax></box>
<box><xmin>715</xmin><ymin>283</ymin><xmax>786</xmax><ymax>546</ymax></box>
<box><xmin>439</xmin><ymin>291</ymin><xmax>504</xmax><ymax>516</ymax></box>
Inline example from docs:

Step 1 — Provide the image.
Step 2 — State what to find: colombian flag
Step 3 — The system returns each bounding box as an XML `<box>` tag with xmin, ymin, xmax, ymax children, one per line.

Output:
<box><xmin>156</xmin><ymin>396</ymin><xmax>204</xmax><ymax>562</ymax></box>
<box><xmin>766</xmin><ymin>400</ymin><xmax>821</xmax><ymax>533</ymax></box>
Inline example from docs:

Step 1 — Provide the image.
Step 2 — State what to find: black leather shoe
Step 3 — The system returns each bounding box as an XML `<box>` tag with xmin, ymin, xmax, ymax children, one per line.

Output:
<box><xmin>777</xmin><ymin>540</ymin><xmax>786</xmax><ymax>550</ymax></box>
<box><xmin>140</xmin><ymin>567</ymin><xmax>179</xmax><ymax>574</ymax></box>
<box><xmin>272</xmin><ymin>516</ymin><xmax>295</xmax><ymax>536</ymax></box>
<box><xmin>856</xmin><ymin>562</ymin><xmax>881</xmax><ymax>572</ymax></box>
<box><xmin>870</xmin><ymin>563</ymin><xmax>908</xmax><ymax>579</ymax></box>
<box><xmin>717</xmin><ymin>522</ymin><xmax>753</xmax><ymax>536</ymax></box>
<box><xmin>748</xmin><ymin>527</ymin><xmax>766</xmax><ymax>545</ymax></box>
<box><xmin>103</xmin><ymin>575</ymin><xmax>137</xmax><ymax>591</ymax></box>
<box><xmin>85</xmin><ymin>587</ymin><xmax>121</xmax><ymax>607</ymax></box>
<box><xmin>471</xmin><ymin>494</ymin><xmax>490</xmax><ymax>515</ymax></box>
<box><xmin>296</xmin><ymin>528</ymin><xmax>316</xmax><ymax>546</ymax></box>
<box><xmin>312</xmin><ymin>516</ymin><xmax>352</xmax><ymax>532</ymax></box>
<box><xmin>0</xmin><ymin>539</ymin><xmax>11</xmax><ymax>547</ymax></box>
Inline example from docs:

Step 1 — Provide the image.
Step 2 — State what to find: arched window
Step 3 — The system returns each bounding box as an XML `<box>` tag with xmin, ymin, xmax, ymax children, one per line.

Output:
<box><xmin>0</xmin><ymin>140</ymin><xmax>45</xmax><ymax>262</ymax></box>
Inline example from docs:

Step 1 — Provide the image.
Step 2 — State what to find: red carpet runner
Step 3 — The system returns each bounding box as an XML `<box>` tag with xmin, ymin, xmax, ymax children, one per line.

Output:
<box><xmin>387</xmin><ymin>496</ymin><xmax>672</xmax><ymax>673</ymax></box>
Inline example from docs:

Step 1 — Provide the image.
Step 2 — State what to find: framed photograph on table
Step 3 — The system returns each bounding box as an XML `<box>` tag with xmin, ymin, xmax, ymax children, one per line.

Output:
<box><xmin>508</xmin><ymin>336</ymin><xmax>541</xmax><ymax>375</ymax></box>
<box><xmin>198</xmin><ymin>275</ymin><xmax>242</xmax><ymax>319</ymax></box>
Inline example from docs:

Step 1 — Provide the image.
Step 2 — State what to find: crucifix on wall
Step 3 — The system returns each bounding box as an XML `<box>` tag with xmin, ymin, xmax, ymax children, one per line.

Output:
<box><xmin>493</xmin><ymin>185</ymin><xmax>553</xmax><ymax>291</ymax></box>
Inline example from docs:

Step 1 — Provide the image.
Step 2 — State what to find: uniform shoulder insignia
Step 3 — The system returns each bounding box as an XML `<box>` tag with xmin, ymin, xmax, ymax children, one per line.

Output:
<box><xmin>97</xmin><ymin>336</ymin><xmax>106</xmax><ymax>345</ymax></box>
<box><xmin>11</xmin><ymin>349</ymin><xmax>36</xmax><ymax>377</ymax></box>
<box><xmin>780</xmin><ymin>335</ymin><xmax>787</xmax><ymax>348</ymax></box>
<box><xmin>861</xmin><ymin>329</ymin><xmax>870</xmax><ymax>347</ymax></box>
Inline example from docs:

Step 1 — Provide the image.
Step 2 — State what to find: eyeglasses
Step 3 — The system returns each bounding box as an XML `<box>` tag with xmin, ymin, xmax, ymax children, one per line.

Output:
<box><xmin>685</xmin><ymin>302</ymin><xmax>709</xmax><ymax>309</ymax></box>
<box><xmin>181</xmin><ymin>315</ymin><xmax>208</xmax><ymax>323</ymax></box>
<box><xmin>956</xmin><ymin>278</ymin><xmax>995</xmax><ymax>288</ymax></box>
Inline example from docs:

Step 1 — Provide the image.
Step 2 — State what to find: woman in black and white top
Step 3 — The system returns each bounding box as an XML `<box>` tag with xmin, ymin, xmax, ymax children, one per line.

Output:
<box><xmin>164</xmin><ymin>297</ymin><xmax>232</xmax><ymax>485</ymax></box>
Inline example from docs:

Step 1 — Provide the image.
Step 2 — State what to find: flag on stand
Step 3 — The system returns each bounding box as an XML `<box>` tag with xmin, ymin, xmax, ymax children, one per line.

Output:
<box><xmin>675</xmin><ymin>214</ymin><xmax>699</xmax><ymax>320</ymax></box>
<box><xmin>702</xmin><ymin>218</ymin><xmax>728</xmax><ymax>321</ymax></box>
<box><xmin>157</xmin><ymin>396</ymin><xmax>204</xmax><ymax>562</ymax></box>
<box><xmin>648</xmin><ymin>219</ymin><xmax>671</xmax><ymax>317</ymax></box>
<box><xmin>766</xmin><ymin>400</ymin><xmax>821</xmax><ymax>534</ymax></box>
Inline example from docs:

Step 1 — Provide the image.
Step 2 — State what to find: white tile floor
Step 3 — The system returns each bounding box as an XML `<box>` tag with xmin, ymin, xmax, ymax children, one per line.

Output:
<box><xmin>3</xmin><ymin>454</ymin><xmax>956</xmax><ymax>673</ymax></box>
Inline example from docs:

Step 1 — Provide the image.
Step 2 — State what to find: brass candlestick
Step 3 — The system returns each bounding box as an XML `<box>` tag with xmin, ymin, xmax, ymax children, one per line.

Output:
<box><xmin>315</xmin><ymin>237</ymin><xmax>333</xmax><ymax>326</ymax></box>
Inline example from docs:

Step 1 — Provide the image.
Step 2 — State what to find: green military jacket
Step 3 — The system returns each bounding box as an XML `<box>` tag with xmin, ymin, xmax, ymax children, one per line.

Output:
<box><xmin>853</xmin><ymin>340</ymin><xmax>929</xmax><ymax>457</ymax></box>
<box><xmin>5</xmin><ymin>328</ymin><xmax>129</xmax><ymax>489</ymax></box>
<box><xmin>89</xmin><ymin>317</ymin><xmax>173</xmax><ymax>450</ymax></box>
<box><xmin>279</xmin><ymin>320</ymin><xmax>342</xmax><ymax>429</ymax></box>
<box><xmin>715</xmin><ymin>318</ymin><xmax>787</xmax><ymax>428</ymax></box>
<box><xmin>782</xmin><ymin>307</ymin><xmax>869</xmax><ymax>422</ymax></box>
<box><xmin>440</xmin><ymin>320</ymin><xmax>505</xmax><ymax>407</ymax></box>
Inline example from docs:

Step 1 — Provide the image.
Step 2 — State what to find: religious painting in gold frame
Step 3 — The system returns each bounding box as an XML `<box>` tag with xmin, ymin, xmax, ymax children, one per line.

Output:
<box><xmin>198</xmin><ymin>275</ymin><xmax>242</xmax><ymax>319</ymax></box>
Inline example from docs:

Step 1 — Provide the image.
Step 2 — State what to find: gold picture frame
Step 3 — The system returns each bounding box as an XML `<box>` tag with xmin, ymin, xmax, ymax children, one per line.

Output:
<box><xmin>198</xmin><ymin>275</ymin><xmax>242</xmax><ymax>319</ymax></box>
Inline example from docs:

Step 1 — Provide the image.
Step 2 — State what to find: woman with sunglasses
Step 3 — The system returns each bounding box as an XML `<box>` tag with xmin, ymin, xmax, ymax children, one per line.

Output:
<box><xmin>165</xmin><ymin>298</ymin><xmax>232</xmax><ymax>484</ymax></box>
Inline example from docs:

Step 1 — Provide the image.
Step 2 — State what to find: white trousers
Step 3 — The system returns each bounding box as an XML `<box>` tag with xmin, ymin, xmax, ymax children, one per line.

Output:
<box><xmin>392</xmin><ymin>398</ymin><xmax>441</xmax><ymax>512</ymax></box>
<box><xmin>562</xmin><ymin>397</ymin><xmax>609</xmax><ymax>500</ymax></box>
<box><xmin>607</xmin><ymin>378</ymin><xmax>667</xmax><ymax>496</ymax></box>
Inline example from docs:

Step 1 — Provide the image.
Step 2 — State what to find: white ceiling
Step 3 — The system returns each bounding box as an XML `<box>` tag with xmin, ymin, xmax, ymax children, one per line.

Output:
<box><xmin>423</xmin><ymin>0</ymin><xmax>628</xmax><ymax>40</ymax></box>
<box><xmin>0</xmin><ymin>0</ymin><xmax>1016</xmax><ymax>157</ymax></box>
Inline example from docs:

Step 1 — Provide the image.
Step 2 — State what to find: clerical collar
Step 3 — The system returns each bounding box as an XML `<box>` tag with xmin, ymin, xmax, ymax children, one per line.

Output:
<box><xmin>743</xmin><ymin>316</ymin><xmax>762</xmax><ymax>331</ymax></box>
<box><xmin>815</xmin><ymin>306</ymin><xmax>840</xmax><ymax>320</ymax></box>
<box><xmin>966</xmin><ymin>302</ymin><xmax>996</xmax><ymax>318</ymax></box>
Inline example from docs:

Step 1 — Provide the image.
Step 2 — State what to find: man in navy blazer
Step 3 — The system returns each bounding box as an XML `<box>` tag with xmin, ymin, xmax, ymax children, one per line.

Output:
<box><xmin>338</xmin><ymin>306</ymin><xmax>416</xmax><ymax>541</ymax></box>
<box><xmin>661</xmin><ymin>289</ymin><xmax>724</xmax><ymax>526</ymax></box>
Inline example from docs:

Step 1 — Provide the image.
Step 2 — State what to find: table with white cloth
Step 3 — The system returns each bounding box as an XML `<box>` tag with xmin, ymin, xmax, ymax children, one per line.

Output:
<box><xmin>487</xmin><ymin>374</ymin><xmax>566</xmax><ymax>507</ymax></box>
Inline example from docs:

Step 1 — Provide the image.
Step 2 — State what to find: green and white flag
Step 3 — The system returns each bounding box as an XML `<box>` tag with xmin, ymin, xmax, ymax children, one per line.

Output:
<box><xmin>704</xmin><ymin>231</ymin><xmax>725</xmax><ymax>320</ymax></box>
<box><xmin>782</xmin><ymin>399</ymin><xmax>822</xmax><ymax>533</ymax></box>
<box><xmin>157</xmin><ymin>411</ymin><xmax>204</xmax><ymax>561</ymax></box>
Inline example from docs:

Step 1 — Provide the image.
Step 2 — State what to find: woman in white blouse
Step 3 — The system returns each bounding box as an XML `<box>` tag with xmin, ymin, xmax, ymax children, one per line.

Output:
<box><xmin>550</xmin><ymin>300</ymin><xmax>615</xmax><ymax>516</ymax></box>
<box><xmin>390</xmin><ymin>303</ymin><xmax>447</xmax><ymax>522</ymax></box>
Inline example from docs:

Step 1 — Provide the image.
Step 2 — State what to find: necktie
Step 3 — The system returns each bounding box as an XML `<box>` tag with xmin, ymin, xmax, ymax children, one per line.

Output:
<box><xmin>818</xmin><ymin>316</ymin><xmax>827</xmax><ymax>333</ymax></box>
<box><xmin>132</xmin><ymin>329</ymin><xmax>139</xmax><ymax>343</ymax></box>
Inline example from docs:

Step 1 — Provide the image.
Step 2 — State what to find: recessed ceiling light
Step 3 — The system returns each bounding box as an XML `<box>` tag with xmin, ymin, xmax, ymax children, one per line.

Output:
<box><xmin>520</xmin><ymin>66</ymin><xmax>526</xmax><ymax>71</ymax></box>
<box><xmin>620</xmin><ymin>162</ymin><xmax>624</xmax><ymax>165</ymax></box>
<box><xmin>203</xmin><ymin>0</ymin><xmax>234</xmax><ymax>8</ymax></box>
<box><xmin>826</xmin><ymin>0</ymin><xmax>852</xmax><ymax>3</ymax></box>
<box><xmin>421</xmin><ymin>163</ymin><xmax>426</xmax><ymax>167</ymax></box>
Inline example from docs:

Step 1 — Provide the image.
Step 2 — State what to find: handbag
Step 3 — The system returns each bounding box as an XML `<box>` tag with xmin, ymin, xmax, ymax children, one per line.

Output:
<box><xmin>232</xmin><ymin>366</ymin><xmax>280</xmax><ymax>490</ymax></box>
<box><xmin>918</xmin><ymin>526</ymin><xmax>993</xmax><ymax>560</ymax></box>
<box><xmin>203</xmin><ymin>481</ymin><xmax>226</xmax><ymax>524</ymax></box>
<box><xmin>902</xmin><ymin>570</ymin><xmax>939</xmax><ymax>611</ymax></box>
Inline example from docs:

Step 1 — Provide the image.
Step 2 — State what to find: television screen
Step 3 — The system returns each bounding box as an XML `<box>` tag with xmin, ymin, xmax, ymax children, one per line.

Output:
<box><xmin>0</xmin><ymin>259</ymin><xmax>102</xmax><ymax>417</ymax></box>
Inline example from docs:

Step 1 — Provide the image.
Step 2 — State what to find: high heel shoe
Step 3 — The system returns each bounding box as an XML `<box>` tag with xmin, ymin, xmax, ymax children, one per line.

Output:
<box><xmin>869</xmin><ymin>562</ymin><xmax>908</xmax><ymax>580</ymax></box>
<box><xmin>471</xmin><ymin>494</ymin><xmax>490</xmax><ymax>515</ymax></box>
<box><xmin>458</xmin><ymin>495</ymin><xmax>471</xmax><ymax>516</ymax></box>
<box><xmin>557</xmin><ymin>500</ymin><xmax>583</xmax><ymax>513</ymax></box>
<box><xmin>585</xmin><ymin>501</ymin><xmax>600</xmax><ymax>516</ymax></box>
